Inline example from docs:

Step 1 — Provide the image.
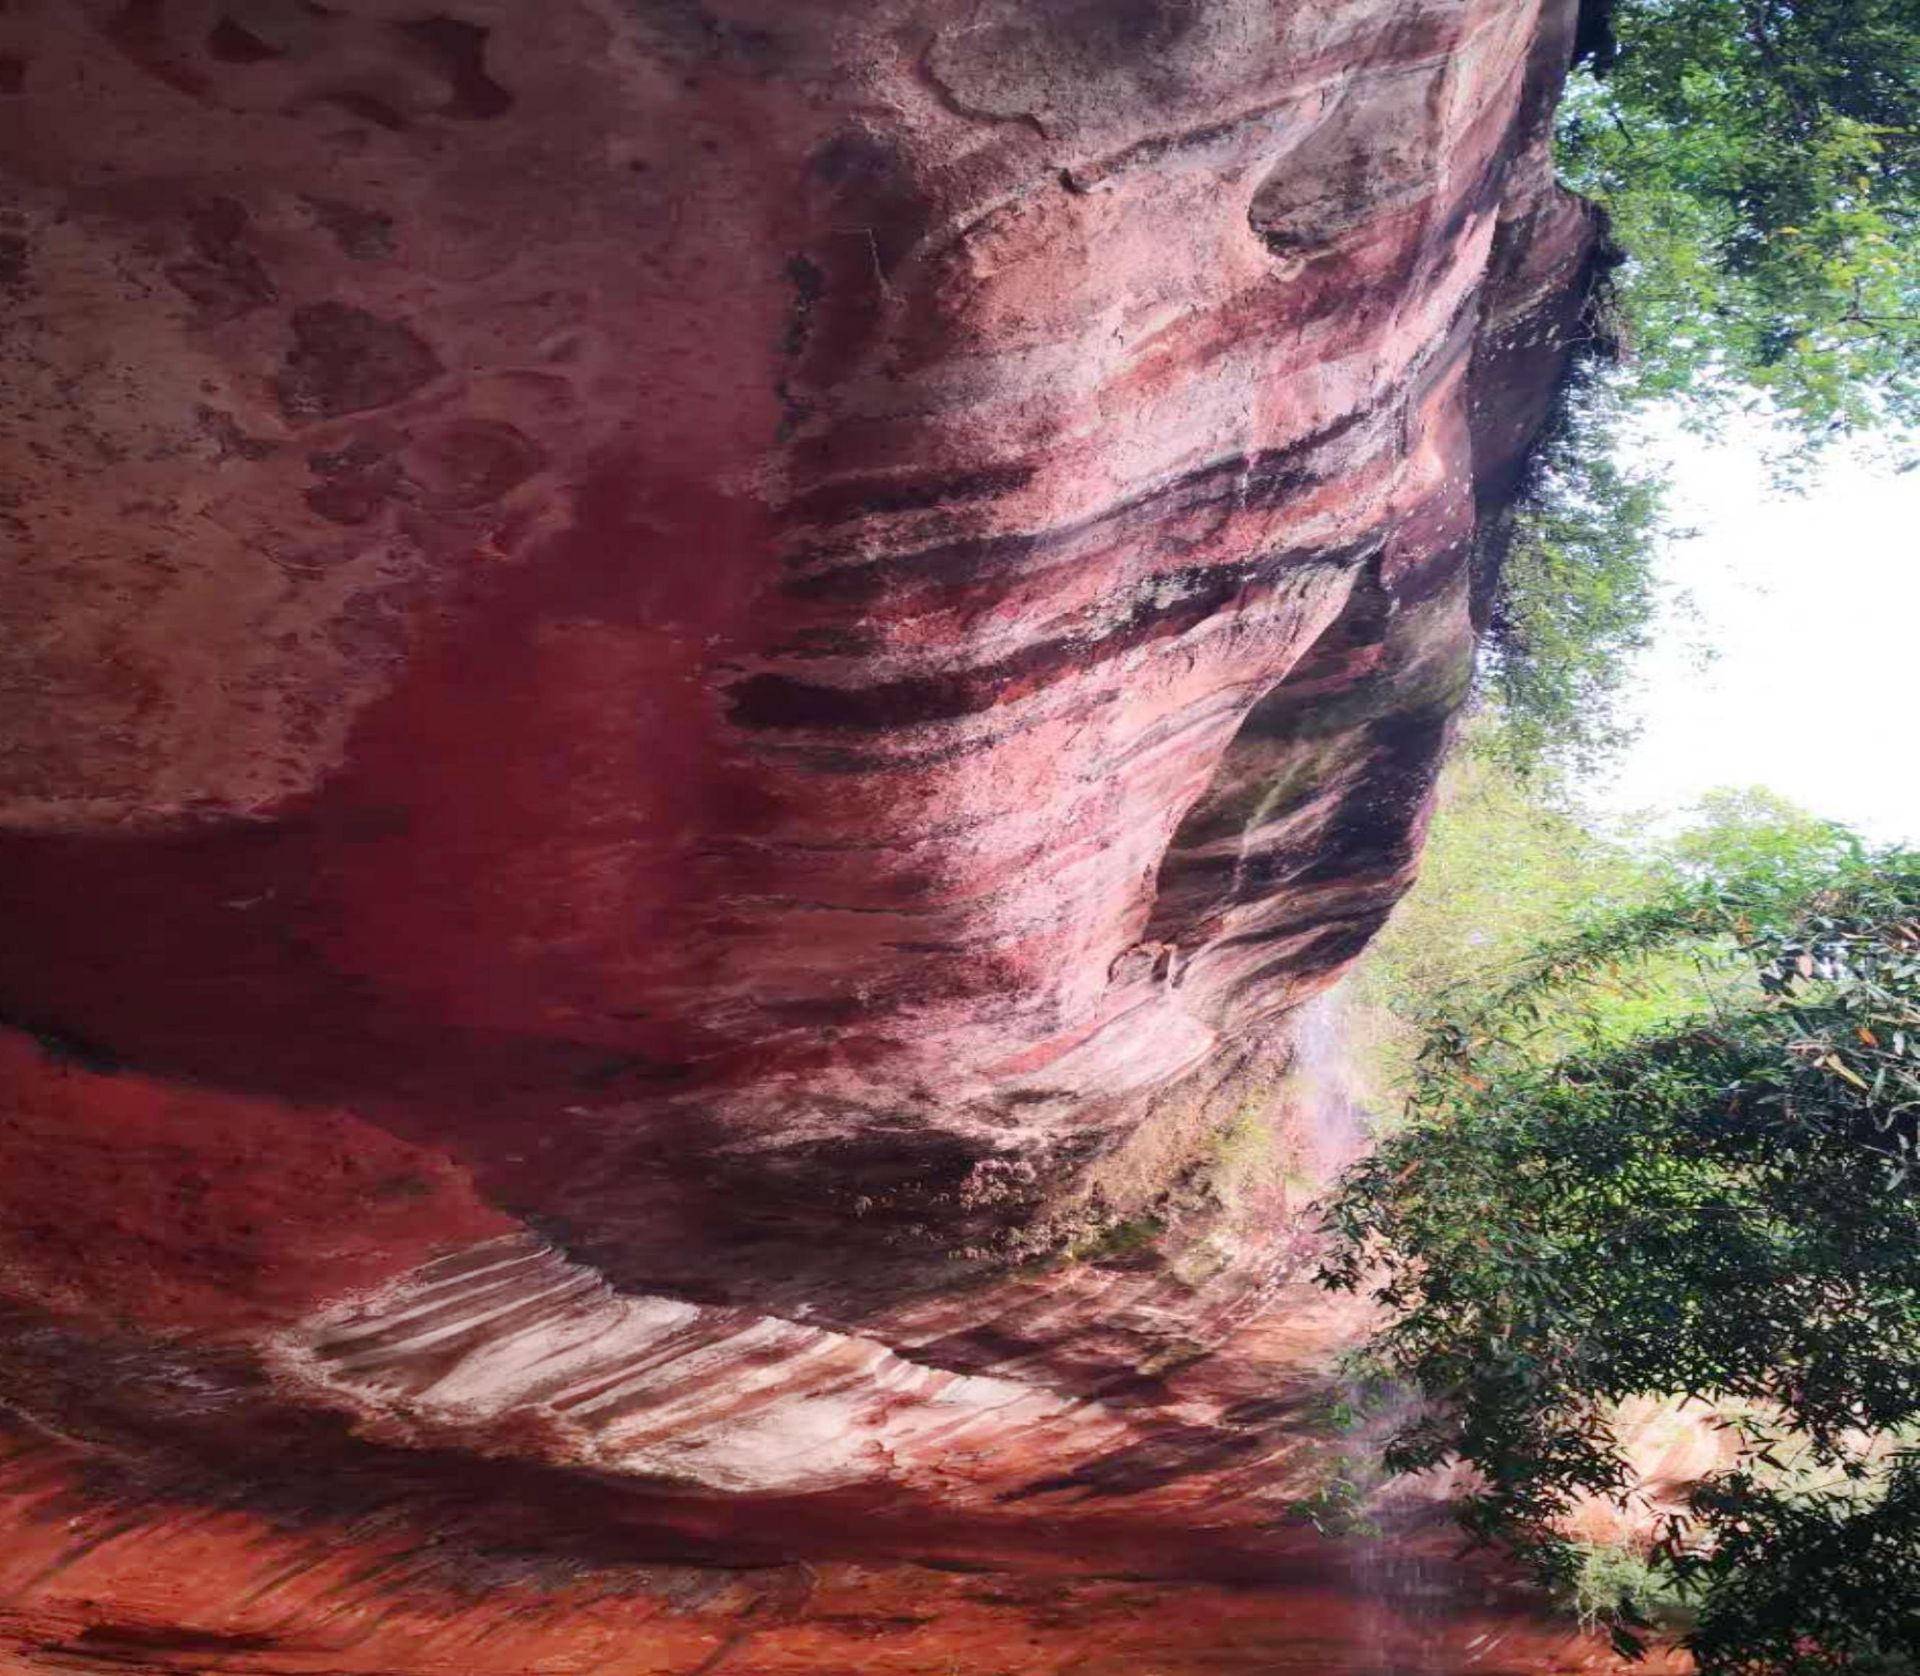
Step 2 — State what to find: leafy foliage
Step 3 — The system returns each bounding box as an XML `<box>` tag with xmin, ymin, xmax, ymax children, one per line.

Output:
<box><xmin>1485</xmin><ymin>0</ymin><xmax>1920</xmax><ymax>773</ymax></box>
<box><xmin>1353</xmin><ymin>756</ymin><xmax>1837</xmax><ymax>1078</ymax></box>
<box><xmin>1480</xmin><ymin>380</ymin><xmax>1680</xmax><ymax>777</ymax></box>
<box><xmin>1322</xmin><ymin>847</ymin><xmax>1920</xmax><ymax>1672</ymax></box>
<box><xmin>1353</xmin><ymin>744</ymin><xmax>1649</xmax><ymax>1086</ymax></box>
<box><xmin>1664</xmin><ymin>787</ymin><xmax>1868</xmax><ymax>894</ymax></box>
<box><xmin>1565</xmin><ymin>1541</ymin><xmax>1691</xmax><ymax>1639</ymax></box>
<box><xmin>1559</xmin><ymin>0</ymin><xmax>1919</xmax><ymax>448</ymax></box>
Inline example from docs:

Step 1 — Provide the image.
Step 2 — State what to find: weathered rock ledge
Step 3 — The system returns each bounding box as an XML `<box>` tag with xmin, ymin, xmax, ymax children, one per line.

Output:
<box><xmin>0</xmin><ymin>1</ymin><xmax>1621</xmax><ymax>1669</ymax></box>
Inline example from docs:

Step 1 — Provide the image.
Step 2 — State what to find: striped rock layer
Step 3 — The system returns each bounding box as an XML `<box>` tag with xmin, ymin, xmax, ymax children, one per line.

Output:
<box><xmin>0</xmin><ymin>0</ymin><xmax>1611</xmax><ymax>1669</ymax></box>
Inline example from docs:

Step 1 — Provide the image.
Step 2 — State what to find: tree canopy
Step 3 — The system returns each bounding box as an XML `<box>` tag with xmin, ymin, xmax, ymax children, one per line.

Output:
<box><xmin>1482</xmin><ymin>0</ymin><xmax>1918</xmax><ymax>776</ymax></box>
<box><xmin>1561</xmin><ymin>0</ymin><xmax>1919</xmax><ymax>445</ymax></box>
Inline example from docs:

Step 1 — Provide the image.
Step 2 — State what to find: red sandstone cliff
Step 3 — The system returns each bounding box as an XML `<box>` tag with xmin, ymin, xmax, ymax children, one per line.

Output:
<box><xmin>0</xmin><ymin>1</ymin><xmax>1625</xmax><ymax>1670</ymax></box>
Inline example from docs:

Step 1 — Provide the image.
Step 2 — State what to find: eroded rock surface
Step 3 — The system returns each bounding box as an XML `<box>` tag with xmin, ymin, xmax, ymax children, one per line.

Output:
<box><xmin>0</xmin><ymin>0</ymin><xmax>1616</xmax><ymax>1669</ymax></box>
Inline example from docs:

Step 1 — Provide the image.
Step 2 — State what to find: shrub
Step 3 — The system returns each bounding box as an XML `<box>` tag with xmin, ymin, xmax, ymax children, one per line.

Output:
<box><xmin>1321</xmin><ymin>848</ymin><xmax>1920</xmax><ymax>1672</ymax></box>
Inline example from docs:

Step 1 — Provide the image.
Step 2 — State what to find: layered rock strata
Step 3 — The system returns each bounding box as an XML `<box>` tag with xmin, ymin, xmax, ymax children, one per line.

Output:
<box><xmin>0</xmin><ymin>0</ymin><xmax>1607</xmax><ymax>1668</ymax></box>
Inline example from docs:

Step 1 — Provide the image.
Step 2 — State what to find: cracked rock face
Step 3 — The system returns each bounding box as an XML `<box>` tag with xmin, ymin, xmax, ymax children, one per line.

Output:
<box><xmin>0</xmin><ymin>0</ymin><xmax>1615</xmax><ymax>1669</ymax></box>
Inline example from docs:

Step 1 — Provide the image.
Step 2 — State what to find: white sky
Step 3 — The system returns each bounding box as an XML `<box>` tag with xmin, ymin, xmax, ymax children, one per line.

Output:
<box><xmin>1581</xmin><ymin>414</ymin><xmax>1920</xmax><ymax>845</ymax></box>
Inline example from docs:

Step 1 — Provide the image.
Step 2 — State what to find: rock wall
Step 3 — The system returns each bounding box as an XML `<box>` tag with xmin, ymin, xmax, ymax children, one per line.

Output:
<box><xmin>0</xmin><ymin>0</ymin><xmax>1612</xmax><ymax>1669</ymax></box>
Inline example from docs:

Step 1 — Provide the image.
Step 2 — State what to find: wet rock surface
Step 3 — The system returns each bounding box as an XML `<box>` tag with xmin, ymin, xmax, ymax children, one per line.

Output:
<box><xmin>0</xmin><ymin>0</ymin><xmax>1630</xmax><ymax>1669</ymax></box>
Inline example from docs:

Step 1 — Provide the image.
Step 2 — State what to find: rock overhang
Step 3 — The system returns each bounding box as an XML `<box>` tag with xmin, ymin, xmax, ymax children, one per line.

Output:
<box><xmin>0</xmin><ymin>1</ymin><xmax>1623</xmax><ymax>1669</ymax></box>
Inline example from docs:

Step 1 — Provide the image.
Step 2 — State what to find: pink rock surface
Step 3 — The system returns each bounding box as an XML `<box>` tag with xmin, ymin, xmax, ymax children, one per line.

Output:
<box><xmin>0</xmin><ymin>0</ymin><xmax>1616</xmax><ymax>1668</ymax></box>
